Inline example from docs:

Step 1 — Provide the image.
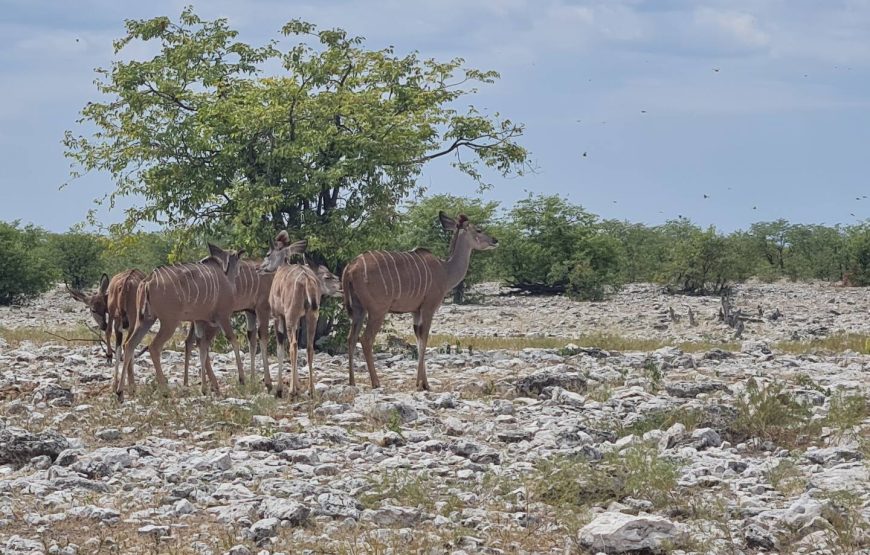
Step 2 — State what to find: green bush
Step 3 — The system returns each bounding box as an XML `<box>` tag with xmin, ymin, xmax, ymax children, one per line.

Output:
<box><xmin>49</xmin><ymin>231</ymin><xmax>106</xmax><ymax>289</ymax></box>
<box><xmin>846</xmin><ymin>225</ymin><xmax>870</xmax><ymax>286</ymax></box>
<box><xmin>494</xmin><ymin>195</ymin><xmax>623</xmax><ymax>299</ymax></box>
<box><xmin>0</xmin><ymin>222</ymin><xmax>55</xmax><ymax>305</ymax></box>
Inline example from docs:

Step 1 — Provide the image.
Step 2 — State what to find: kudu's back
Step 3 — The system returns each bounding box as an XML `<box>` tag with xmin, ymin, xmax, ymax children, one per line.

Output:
<box><xmin>138</xmin><ymin>260</ymin><xmax>235</xmax><ymax>322</ymax></box>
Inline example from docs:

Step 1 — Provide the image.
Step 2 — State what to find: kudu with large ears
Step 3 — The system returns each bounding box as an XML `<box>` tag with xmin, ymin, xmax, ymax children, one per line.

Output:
<box><xmin>68</xmin><ymin>274</ymin><xmax>111</xmax><ymax>358</ymax></box>
<box><xmin>68</xmin><ymin>273</ymin><xmax>110</xmax><ymax>332</ymax></box>
<box><xmin>181</xmin><ymin>236</ymin><xmax>307</xmax><ymax>392</ymax></box>
<box><xmin>118</xmin><ymin>247</ymin><xmax>247</xmax><ymax>399</ymax></box>
<box><xmin>342</xmin><ymin>211</ymin><xmax>497</xmax><ymax>391</ymax></box>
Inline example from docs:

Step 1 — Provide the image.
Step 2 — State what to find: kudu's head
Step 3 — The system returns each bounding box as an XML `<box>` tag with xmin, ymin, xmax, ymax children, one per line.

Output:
<box><xmin>314</xmin><ymin>264</ymin><xmax>343</xmax><ymax>297</ymax></box>
<box><xmin>67</xmin><ymin>274</ymin><xmax>110</xmax><ymax>331</ymax></box>
<box><xmin>259</xmin><ymin>231</ymin><xmax>308</xmax><ymax>273</ymax></box>
<box><xmin>439</xmin><ymin>211</ymin><xmax>498</xmax><ymax>252</ymax></box>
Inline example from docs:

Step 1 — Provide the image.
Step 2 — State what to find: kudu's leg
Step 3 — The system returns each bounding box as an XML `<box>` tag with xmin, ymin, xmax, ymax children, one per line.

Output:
<box><xmin>288</xmin><ymin>321</ymin><xmax>300</xmax><ymax>397</ymax></box>
<box><xmin>361</xmin><ymin>310</ymin><xmax>386</xmax><ymax>389</ymax></box>
<box><xmin>110</xmin><ymin>322</ymin><xmax>122</xmax><ymax>391</ymax></box>
<box><xmin>274</xmin><ymin>316</ymin><xmax>287</xmax><ymax>398</ymax></box>
<box><xmin>182</xmin><ymin>323</ymin><xmax>196</xmax><ymax>387</ymax></box>
<box><xmin>105</xmin><ymin>316</ymin><xmax>115</xmax><ymax>364</ymax></box>
<box><xmin>149</xmin><ymin>318</ymin><xmax>179</xmax><ymax>390</ymax></box>
<box><xmin>346</xmin><ymin>307</ymin><xmax>366</xmax><ymax>387</ymax></box>
<box><xmin>196</xmin><ymin>323</ymin><xmax>221</xmax><ymax>395</ymax></box>
<box><xmin>244</xmin><ymin>311</ymin><xmax>257</xmax><ymax>382</ymax></box>
<box><xmin>413</xmin><ymin>310</ymin><xmax>434</xmax><ymax>391</ymax></box>
<box><xmin>217</xmin><ymin>316</ymin><xmax>245</xmax><ymax>386</ymax></box>
<box><xmin>305</xmin><ymin>310</ymin><xmax>318</xmax><ymax>398</ymax></box>
<box><xmin>258</xmin><ymin>312</ymin><xmax>271</xmax><ymax>392</ymax></box>
<box><xmin>119</xmin><ymin>315</ymin><xmax>156</xmax><ymax>399</ymax></box>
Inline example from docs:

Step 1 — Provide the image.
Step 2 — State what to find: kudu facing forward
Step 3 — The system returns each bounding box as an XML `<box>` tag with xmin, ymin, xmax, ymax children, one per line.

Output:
<box><xmin>342</xmin><ymin>212</ymin><xmax>497</xmax><ymax>391</ymax></box>
<box><xmin>67</xmin><ymin>274</ymin><xmax>110</xmax><ymax>354</ymax></box>
<box><xmin>260</xmin><ymin>231</ymin><xmax>341</xmax><ymax>397</ymax></box>
<box><xmin>181</xmin><ymin>240</ymin><xmax>306</xmax><ymax>391</ymax></box>
<box><xmin>68</xmin><ymin>270</ymin><xmax>145</xmax><ymax>383</ymax></box>
<box><xmin>119</xmin><ymin>247</ymin><xmax>246</xmax><ymax>398</ymax></box>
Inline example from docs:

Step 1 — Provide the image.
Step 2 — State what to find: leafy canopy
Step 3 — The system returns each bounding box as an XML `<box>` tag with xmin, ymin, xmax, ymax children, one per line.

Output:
<box><xmin>64</xmin><ymin>8</ymin><xmax>528</xmax><ymax>262</ymax></box>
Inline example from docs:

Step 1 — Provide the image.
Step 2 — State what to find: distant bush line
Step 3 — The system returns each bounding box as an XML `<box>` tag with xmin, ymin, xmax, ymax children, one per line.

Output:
<box><xmin>1</xmin><ymin>194</ymin><xmax>868</xmax><ymax>305</ymax></box>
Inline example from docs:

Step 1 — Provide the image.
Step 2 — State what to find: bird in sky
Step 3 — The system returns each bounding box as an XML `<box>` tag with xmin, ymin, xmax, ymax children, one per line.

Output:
<box><xmin>582</xmin><ymin>152</ymin><xmax>587</xmax><ymax>158</ymax></box>
<box><xmin>713</xmin><ymin>68</ymin><xmax>720</xmax><ymax>72</ymax></box>
<box><xmin>703</xmin><ymin>194</ymin><xmax>709</xmax><ymax>199</ymax></box>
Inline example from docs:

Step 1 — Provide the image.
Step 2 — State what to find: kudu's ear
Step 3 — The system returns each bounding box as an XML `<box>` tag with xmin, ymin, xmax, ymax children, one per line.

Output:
<box><xmin>66</xmin><ymin>284</ymin><xmax>86</xmax><ymax>303</ymax></box>
<box><xmin>98</xmin><ymin>274</ymin><xmax>110</xmax><ymax>295</ymax></box>
<box><xmin>438</xmin><ymin>211</ymin><xmax>457</xmax><ymax>232</ymax></box>
<box><xmin>275</xmin><ymin>230</ymin><xmax>291</xmax><ymax>247</ymax></box>
<box><xmin>207</xmin><ymin>243</ymin><xmax>227</xmax><ymax>258</ymax></box>
<box><xmin>456</xmin><ymin>214</ymin><xmax>469</xmax><ymax>229</ymax></box>
<box><xmin>286</xmin><ymin>239</ymin><xmax>308</xmax><ymax>255</ymax></box>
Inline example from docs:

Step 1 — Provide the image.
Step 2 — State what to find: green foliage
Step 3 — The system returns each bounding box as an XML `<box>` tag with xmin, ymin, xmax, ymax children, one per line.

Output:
<box><xmin>532</xmin><ymin>443</ymin><xmax>679</xmax><ymax>509</ymax></box>
<box><xmin>101</xmin><ymin>232</ymin><xmax>175</xmax><ymax>275</ymax></box>
<box><xmin>0</xmin><ymin>222</ymin><xmax>55</xmax><ymax>305</ymax></box>
<box><xmin>64</xmin><ymin>8</ymin><xmax>527</xmax><ymax>264</ymax></box>
<box><xmin>729</xmin><ymin>379</ymin><xmax>818</xmax><ymax>448</ymax></box>
<box><xmin>494</xmin><ymin>195</ymin><xmax>624</xmax><ymax>300</ymax></box>
<box><xmin>49</xmin><ymin>231</ymin><xmax>106</xmax><ymax>289</ymax></box>
<box><xmin>845</xmin><ymin>224</ymin><xmax>870</xmax><ymax>285</ymax></box>
<box><xmin>660</xmin><ymin>220</ymin><xmax>744</xmax><ymax>295</ymax></box>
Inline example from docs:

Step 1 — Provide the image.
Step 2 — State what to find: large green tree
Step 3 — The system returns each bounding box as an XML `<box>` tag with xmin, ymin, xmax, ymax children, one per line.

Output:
<box><xmin>64</xmin><ymin>9</ymin><xmax>527</xmax><ymax>262</ymax></box>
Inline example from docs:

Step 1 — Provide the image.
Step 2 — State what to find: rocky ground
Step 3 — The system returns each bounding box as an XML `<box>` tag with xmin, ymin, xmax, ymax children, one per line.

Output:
<box><xmin>0</xmin><ymin>282</ymin><xmax>868</xmax><ymax>554</ymax></box>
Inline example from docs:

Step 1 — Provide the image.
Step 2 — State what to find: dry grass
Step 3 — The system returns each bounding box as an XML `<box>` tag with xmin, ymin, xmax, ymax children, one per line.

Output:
<box><xmin>7</xmin><ymin>380</ymin><xmax>289</xmax><ymax>447</ymax></box>
<box><xmin>774</xmin><ymin>333</ymin><xmax>870</xmax><ymax>355</ymax></box>
<box><xmin>766</xmin><ymin>458</ymin><xmax>808</xmax><ymax>496</ymax></box>
<box><xmin>0</xmin><ymin>325</ymin><xmax>190</xmax><ymax>350</ymax></box>
<box><xmin>0</xmin><ymin>324</ymin><xmax>103</xmax><ymax>347</ymax></box>
<box><xmin>419</xmin><ymin>332</ymin><xmax>739</xmax><ymax>353</ymax></box>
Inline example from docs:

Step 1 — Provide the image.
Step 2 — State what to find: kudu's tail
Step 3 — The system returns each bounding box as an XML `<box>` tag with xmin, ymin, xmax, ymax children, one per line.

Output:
<box><xmin>341</xmin><ymin>266</ymin><xmax>356</xmax><ymax>317</ymax></box>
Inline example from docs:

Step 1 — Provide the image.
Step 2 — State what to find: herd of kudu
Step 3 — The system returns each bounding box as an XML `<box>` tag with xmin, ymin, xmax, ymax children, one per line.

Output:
<box><xmin>67</xmin><ymin>212</ymin><xmax>497</xmax><ymax>400</ymax></box>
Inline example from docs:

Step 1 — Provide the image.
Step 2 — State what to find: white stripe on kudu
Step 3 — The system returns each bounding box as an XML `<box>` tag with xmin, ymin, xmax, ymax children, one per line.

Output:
<box><xmin>407</xmin><ymin>252</ymin><xmax>423</xmax><ymax>298</ymax></box>
<box><xmin>387</xmin><ymin>253</ymin><xmax>402</xmax><ymax>299</ymax></box>
<box><xmin>374</xmin><ymin>252</ymin><xmax>392</xmax><ymax>297</ymax></box>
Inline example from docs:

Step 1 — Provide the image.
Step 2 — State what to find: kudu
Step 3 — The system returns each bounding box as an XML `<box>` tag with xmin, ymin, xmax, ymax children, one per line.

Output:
<box><xmin>118</xmin><ymin>246</ymin><xmax>246</xmax><ymax>399</ymax></box>
<box><xmin>260</xmin><ymin>231</ymin><xmax>341</xmax><ymax>397</ymax></box>
<box><xmin>342</xmin><ymin>212</ymin><xmax>497</xmax><ymax>391</ymax></box>
<box><xmin>68</xmin><ymin>270</ymin><xmax>145</xmax><ymax>382</ymax></box>
<box><xmin>67</xmin><ymin>274</ymin><xmax>110</xmax><ymax>353</ymax></box>
<box><xmin>180</xmin><ymin>240</ymin><xmax>307</xmax><ymax>391</ymax></box>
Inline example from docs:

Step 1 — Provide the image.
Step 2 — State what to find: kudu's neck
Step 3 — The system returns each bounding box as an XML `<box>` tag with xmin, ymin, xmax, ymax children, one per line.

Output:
<box><xmin>443</xmin><ymin>231</ymin><xmax>474</xmax><ymax>292</ymax></box>
<box><xmin>225</xmin><ymin>257</ymin><xmax>241</xmax><ymax>287</ymax></box>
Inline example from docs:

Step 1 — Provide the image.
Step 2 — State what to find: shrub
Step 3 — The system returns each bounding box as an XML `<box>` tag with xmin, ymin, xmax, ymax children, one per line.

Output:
<box><xmin>0</xmin><ymin>221</ymin><xmax>54</xmax><ymax>305</ymax></box>
<box><xmin>494</xmin><ymin>195</ymin><xmax>623</xmax><ymax>299</ymax></box>
<box><xmin>49</xmin><ymin>231</ymin><xmax>106</xmax><ymax>289</ymax></box>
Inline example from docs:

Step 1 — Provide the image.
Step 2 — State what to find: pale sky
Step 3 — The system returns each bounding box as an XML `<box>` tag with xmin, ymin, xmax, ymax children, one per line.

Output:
<box><xmin>1</xmin><ymin>0</ymin><xmax>869</xmax><ymax>232</ymax></box>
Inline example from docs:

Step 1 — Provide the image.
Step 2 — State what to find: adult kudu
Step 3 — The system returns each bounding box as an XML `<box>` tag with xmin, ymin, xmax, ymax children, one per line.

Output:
<box><xmin>68</xmin><ymin>269</ymin><xmax>145</xmax><ymax>389</ymax></box>
<box><xmin>181</xmin><ymin>240</ymin><xmax>307</xmax><ymax>392</ymax></box>
<box><xmin>342</xmin><ymin>212</ymin><xmax>497</xmax><ymax>391</ymax></box>
<box><xmin>118</xmin><ymin>246</ymin><xmax>246</xmax><ymax>399</ymax></box>
<box><xmin>260</xmin><ymin>231</ymin><xmax>342</xmax><ymax>397</ymax></box>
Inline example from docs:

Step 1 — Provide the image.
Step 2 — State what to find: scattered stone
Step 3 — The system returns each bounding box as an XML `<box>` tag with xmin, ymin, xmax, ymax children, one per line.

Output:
<box><xmin>578</xmin><ymin>512</ymin><xmax>681</xmax><ymax>553</ymax></box>
<box><xmin>0</xmin><ymin>427</ymin><xmax>68</xmax><ymax>467</ymax></box>
<box><xmin>515</xmin><ymin>365</ymin><xmax>587</xmax><ymax>397</ymax></box>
